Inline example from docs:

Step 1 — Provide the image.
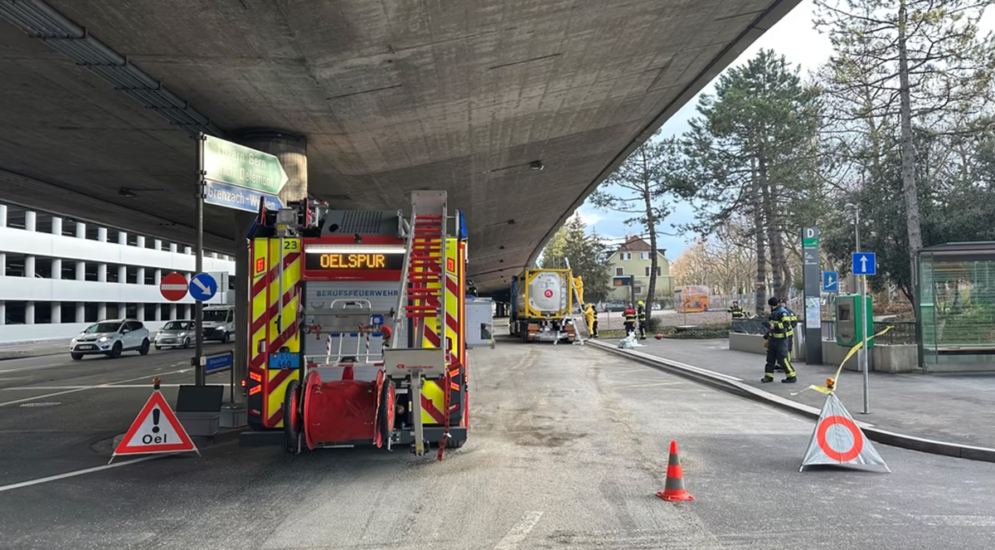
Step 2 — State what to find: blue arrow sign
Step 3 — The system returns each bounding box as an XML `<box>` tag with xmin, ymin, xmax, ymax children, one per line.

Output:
<box><xmin>189</xmin><ymin>273</ymin><xmax>218</xmax><ymax>301</ymax></box>
<box><xmin>852</xmin><ymin>252</ymin><xmax>876</xmax><ymax>276</ymax></box>
<box><xmin>822</xmin><ymin>271</ymin><xmax>839</xmax><ymax>292</ymax></box>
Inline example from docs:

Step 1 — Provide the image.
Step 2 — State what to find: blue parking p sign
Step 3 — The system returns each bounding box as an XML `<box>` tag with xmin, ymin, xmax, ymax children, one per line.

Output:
<box><xmin>852</xmin><ymin>252</ymin><xmax>877</xmax><ymax>276</ymax></box>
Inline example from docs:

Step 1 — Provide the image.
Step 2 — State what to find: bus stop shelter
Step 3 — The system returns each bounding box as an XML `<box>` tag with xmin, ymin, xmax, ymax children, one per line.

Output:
<box><xmin>918</xmin><ymin>242</ymin><xmax>995</xmax><ymax>372</ymax></box>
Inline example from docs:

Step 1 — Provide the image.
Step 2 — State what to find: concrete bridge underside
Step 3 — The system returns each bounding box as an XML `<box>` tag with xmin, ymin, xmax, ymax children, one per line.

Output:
<box><xmin>0</xmin><ymin>0</ymin><xmax>799</xmax><ymax>291</ymax></box>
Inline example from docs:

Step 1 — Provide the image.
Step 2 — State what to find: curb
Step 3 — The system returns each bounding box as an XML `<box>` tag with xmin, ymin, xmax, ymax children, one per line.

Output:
<box><xmin>588</xmin><ymin>340</ymin><xmax>995</xmax><ymax>464</ymax></box>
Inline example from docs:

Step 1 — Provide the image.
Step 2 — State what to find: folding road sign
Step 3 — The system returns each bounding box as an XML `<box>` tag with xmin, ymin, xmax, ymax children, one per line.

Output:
<box><xmin>110</xmin><ymin>390</ymin><xmax>199</xmax><ymax>463</ymax></box>
<box><xmin>801</xmin><ymin>393</ymin><xmax>889</xmax><ymax>472</ymax></box>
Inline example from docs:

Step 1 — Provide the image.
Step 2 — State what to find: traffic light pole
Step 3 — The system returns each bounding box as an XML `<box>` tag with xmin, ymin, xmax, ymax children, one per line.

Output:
<box><xmin>194</xmin><ymin>133</ymin><xmax>206</xmax><ymax>386</ymax></box>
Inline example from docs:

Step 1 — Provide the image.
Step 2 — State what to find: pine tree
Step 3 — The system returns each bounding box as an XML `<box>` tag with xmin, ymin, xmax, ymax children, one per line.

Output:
<box><xmin>590</xmin><ymin>140</ymin><xmax>674</xmax><ymax>304</ymax></box>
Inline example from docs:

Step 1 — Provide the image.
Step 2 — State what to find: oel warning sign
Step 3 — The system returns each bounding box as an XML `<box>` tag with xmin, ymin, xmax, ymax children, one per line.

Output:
<box><xmin>110</xmin><ymin>391</ymin><xmax>199</xmax><ymax>463</ymax></box>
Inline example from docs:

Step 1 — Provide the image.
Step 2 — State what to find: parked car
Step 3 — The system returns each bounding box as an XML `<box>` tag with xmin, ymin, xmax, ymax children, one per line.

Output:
<box><xmin>70</xmin><ymin>319</ymin><xmax>150</xmax><ymax>360</ymax></box>
<box><xmin>154</xmin><ymin>320</ymin><xmax>195</xmax><ymax>350</ymax></box>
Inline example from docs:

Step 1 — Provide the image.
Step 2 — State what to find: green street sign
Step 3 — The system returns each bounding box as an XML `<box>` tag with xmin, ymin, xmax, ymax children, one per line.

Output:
<box><xmin>201</xmin><ymin>135</ymin><xmax>288</xmax><ymax>195</ymax></box>
<box><xmin>803</xmin><ymin>237</ymin><xmax>819</xmax><ymax>247</ymax></box>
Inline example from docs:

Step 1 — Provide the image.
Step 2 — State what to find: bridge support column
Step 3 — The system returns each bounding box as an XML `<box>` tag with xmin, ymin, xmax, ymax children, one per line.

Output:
<box><xmin>230</xmin><ymin>130</ymin><xmax>308</xmax><ymax>413</ymax></box>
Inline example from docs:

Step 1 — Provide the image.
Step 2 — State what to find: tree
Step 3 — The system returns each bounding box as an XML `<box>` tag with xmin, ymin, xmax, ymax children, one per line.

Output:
<box><xmin>590</xmin><ymin>139</ymin><xmax>674</xmax><ymax>305</ymax></box>
<box><xmin>540</xmin><ymin>215</ymin><xmax>612</xmax><ymax>303</ymax></box>
<box><xmin>671</xmin><ymin>49</ymin><xmax>823</xmax><ymax>310</ymax></box>
<box><xmin>815</xmin><ymin>0</ymin><xmax>995</xmax><ymax>305</ymax></box>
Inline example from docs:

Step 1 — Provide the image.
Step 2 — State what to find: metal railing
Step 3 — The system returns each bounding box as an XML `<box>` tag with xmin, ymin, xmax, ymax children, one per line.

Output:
<box><xmin>820</xmin><ymin>320</ymin><xmax>917</xmax><ymax>345</ymax></box>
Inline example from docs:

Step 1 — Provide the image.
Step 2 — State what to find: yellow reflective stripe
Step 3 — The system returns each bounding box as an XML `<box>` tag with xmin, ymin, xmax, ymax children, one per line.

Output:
<box><xmin>421</xmin><ymin>379</ymin><xmax>445</xmax><ymax>424</ymax></box>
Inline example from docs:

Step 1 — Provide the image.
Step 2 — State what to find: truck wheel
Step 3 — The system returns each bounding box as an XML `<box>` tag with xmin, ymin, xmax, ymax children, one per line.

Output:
<box><xmin>283</xmin><ymin>380</ymin><xmax>302</xmax><ymax>454</ymax></box>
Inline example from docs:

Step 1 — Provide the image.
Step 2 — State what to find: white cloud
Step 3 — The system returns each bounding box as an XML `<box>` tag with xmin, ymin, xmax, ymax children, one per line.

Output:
<box><xmin>574</xmin><ymin>207</ymin><xmax>602</xmax><ymax>228</ymax></box>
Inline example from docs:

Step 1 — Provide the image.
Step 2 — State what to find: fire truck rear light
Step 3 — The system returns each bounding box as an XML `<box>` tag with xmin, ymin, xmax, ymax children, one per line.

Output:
<box><xmin>241</xmin><ymin>379</ymin><xmax>248</xmax><ymax>388</ymax></box>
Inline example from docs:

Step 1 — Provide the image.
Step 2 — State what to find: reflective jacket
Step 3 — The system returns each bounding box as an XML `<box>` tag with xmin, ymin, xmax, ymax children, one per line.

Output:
<box><xmin>637</xmin><ymin>305</ymin><xmax>647</xmax><ymax>323</ymax></box>
<box><xmin>766</xmin><ymin>306</ymin><xmax>790</xmax><ymax>339</ymax></box>
<box><xmin>728</xmin><ymin>306</ymin><xmax>745</xmax><ymax>319</ymax></box>
<box><xmin>623</xmin><ymin>308</ymin><xmax>636</xmax><ymax>323</ymax></box>
<box><xmin>782</xmin><ymin>307</ymin><xmax>798</xmax><ymax>337</ymax></box>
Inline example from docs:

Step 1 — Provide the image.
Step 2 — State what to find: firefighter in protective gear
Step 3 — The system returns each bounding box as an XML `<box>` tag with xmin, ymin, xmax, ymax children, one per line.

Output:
<box><xmin>584</xmin><ymin>303</ymin><xmax>598</xmax><ymax>338</ymax></box>
<box><xmin>763</xmin><ymin>297</ymin><xmax>797</xmax><ymax>383</ymax></box>
<box><xmin>728</xmin><ymin>301</ymin><xmax>746</xmax><ymax>319</ymax></box>
<box><xmin>573</xmin><ymin>276</ymin><xmax>585</xmax><ymax>306</ymax></box>
<box><xmin>637</xmin><ymin>301</ymin><xmax>648</xmax><ymax>339</ymax></box>
<box><xmin>779</xmin><ymin>299</ymin><xmax>798</xmax><ymax>364</ymax></box>
<box><xmin>623</xmin><ymin>304</ymin><xmax>637</xmax><ymax>337</ymax></box>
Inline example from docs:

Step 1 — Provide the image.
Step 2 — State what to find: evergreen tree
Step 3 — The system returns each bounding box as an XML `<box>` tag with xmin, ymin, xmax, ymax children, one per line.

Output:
<box><xmin>540</xmin><ymin>216</ymin><xmax>612</xmax><ymax>303</ymax></box>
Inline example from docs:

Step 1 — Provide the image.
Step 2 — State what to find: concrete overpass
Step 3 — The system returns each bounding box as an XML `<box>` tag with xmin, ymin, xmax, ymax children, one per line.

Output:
<box><xmin>0</xmin><ymin>0</ymin><xmax>800</xmax><ymax>292</ymax></box>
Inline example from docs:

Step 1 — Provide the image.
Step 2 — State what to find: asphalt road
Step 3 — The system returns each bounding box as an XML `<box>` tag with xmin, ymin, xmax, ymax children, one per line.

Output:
<box><xmin>2</xmin><ymin>339</ymin><xmax>995</xmax><ymax>549</ymax></box>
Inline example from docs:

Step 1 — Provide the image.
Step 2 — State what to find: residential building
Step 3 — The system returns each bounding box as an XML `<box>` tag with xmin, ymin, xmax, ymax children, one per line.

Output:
<box><xmin>0</xmin><ymin>202</ymin><xmax>235</xmax><ymax>343</ymax></box>
<box><xmin>606</xmin><ymin>236</ymin><xmax>674</xmax><ymax>302</ymax></box>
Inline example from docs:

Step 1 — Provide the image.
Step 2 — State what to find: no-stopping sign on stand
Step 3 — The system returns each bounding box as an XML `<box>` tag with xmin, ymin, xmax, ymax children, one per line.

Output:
<box><xmin>800</xmin><ymin>393</ymin><xmax>889</xmax><ymax>472</ymax></box>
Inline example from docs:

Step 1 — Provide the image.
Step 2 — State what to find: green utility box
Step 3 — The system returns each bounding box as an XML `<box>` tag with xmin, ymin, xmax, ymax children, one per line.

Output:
<box><xmin>835</xmin><ymin>295</ymin><xmax>874</xmax><ymax>348</ymax></box>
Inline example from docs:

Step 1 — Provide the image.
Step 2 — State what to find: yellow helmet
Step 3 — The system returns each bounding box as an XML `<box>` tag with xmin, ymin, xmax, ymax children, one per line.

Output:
<box><xmin>638</xmin><ymin>301</ymin><xmax>644</xmax><ymax>306</ymax></box>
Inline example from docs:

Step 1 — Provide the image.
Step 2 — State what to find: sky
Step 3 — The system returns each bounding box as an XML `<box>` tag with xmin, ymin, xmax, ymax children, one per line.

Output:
<box><xmin>575</xmin><ymin>0</ymin><xmax>834</xmax><ymax>258</ymax></box>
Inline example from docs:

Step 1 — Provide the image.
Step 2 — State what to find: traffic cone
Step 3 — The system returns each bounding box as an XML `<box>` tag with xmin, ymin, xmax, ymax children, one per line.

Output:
<box><xmin>656</xmin><ymin>440</ymin><xmax>695</xmax><ymax>502</ymax></box>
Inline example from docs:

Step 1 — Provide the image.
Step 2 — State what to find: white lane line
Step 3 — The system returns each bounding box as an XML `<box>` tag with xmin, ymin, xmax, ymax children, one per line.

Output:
<box><xmin>1</xmin><ymin>384</ymin><xmax>226</xmax><ymax>391</ymax></box>
<box><xmin>0</xmin><ymin>455</ymin><xmax>162</xmax><ymax>493</ymax></box>
<box><xmin>494</xmin><ymin>511</ymin><xmax>544</xmax><ymax>550</ymax></box>
<box><xmin>0</xmin><ymin>362</ymin><xmax>73</xmax><ymax>374</ymax></box>
<box><xmin>0</xmin><ymin>368</ymin><xmax>191</xmax><ymax>407</ymax></box>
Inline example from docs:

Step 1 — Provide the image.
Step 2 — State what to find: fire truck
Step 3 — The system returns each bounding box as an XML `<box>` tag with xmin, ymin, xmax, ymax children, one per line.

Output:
<box><xmin>244</xmin><ymin>191</ymin><xmax>469</xmax><ymax>457</ymax></box>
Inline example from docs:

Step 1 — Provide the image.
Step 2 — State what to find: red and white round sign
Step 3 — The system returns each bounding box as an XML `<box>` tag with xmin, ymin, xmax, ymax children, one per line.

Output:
<box><xmin>160</xmin><ymin>272</ymin><xmax>189</xmax><ymax>302</ymax></box>
<box><xmin>544</xmin><ymin>289</ymin><xmax>554</xmax><ymax>298</ymax></box>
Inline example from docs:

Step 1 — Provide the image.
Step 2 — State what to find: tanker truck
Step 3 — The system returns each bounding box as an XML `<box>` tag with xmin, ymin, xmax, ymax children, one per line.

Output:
<box><xmin>509</xmin><ymin>269</ymin><xmax>577</xmax><ymax>343</ymax></box>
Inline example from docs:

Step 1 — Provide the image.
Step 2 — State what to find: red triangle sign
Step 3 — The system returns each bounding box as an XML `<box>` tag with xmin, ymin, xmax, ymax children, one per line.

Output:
<box><xmin>112</xmin><ymin>390</ymin><xmax>199</xmax><ymax>460</ymax></box>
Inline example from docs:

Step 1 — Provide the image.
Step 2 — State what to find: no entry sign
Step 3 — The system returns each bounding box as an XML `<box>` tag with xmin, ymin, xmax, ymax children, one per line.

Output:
<box><xmin>160</xmin><ymin>272</ymin><xmax>188</xmax><ymax>301</ymax></box>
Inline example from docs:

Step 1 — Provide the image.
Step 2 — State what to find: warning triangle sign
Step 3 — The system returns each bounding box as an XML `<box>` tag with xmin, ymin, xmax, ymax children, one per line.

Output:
<box><xmin>111</xmin><ymin>390</ymin><xmax>199</xmax><ymax>462</ymax></box>
<box><xmin>801</xmin><ymin>393</ymin><xmax>889</xmax><ymax>472</ymax></box>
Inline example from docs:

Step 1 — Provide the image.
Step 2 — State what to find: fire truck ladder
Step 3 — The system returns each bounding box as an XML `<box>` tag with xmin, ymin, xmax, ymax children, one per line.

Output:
<box><xmin>387</xmin><ymin>190</ymin><xmax>448</xmax><ymax>457</ymax></box>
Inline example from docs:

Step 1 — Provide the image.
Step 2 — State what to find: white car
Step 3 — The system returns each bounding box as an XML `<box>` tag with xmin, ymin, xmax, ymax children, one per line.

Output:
<box><xmin>70</xmin><ymin>319</ymin><xmax>151</xmax><ymax>360</ymax></box>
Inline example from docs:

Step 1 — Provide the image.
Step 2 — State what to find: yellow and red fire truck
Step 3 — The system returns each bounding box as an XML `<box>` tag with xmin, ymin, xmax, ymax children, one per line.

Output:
<box><xmin>244</xmin><ymin>191</ymin><xmax>469</xmax><ymax>457</ymax></box>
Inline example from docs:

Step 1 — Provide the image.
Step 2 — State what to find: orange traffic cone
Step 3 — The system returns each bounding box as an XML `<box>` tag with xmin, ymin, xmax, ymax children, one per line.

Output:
<box><xmin>656</xmin><ymin>440</ymin><xmax>695</xmax><ymax>502</ymax></box>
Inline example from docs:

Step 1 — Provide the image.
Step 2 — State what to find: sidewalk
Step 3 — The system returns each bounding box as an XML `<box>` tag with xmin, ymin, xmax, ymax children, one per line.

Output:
<box><xmin>599</xmin><ymin>336</ymin><xmax>995</xmax><ymax>451</ymax></box>
<box><xmin>0</xmin><ymin>339</ymin><xmax>71</xmax><ymax>360</ymax></box>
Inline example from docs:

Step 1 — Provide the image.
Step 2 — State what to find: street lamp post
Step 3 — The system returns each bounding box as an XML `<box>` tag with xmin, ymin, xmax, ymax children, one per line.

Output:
<box><xmin>845</xmin><ymin>203</ymin><xmax>870</xmax><ymax>414</ymax></box>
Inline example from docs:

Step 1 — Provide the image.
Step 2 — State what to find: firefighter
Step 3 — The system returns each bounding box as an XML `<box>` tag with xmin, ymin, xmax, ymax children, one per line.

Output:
<box><xmin>623</xmin><ymin>303</ymin><xmax>637</xmax><ymax>337</ymax></box>
<box><xmin>764</xmin><ymin>297</ymin><xmax>797</xmax><ymax>382</ymax></box>
<box><xmin>728</xmin><ymin>301</ymin><xmax>746</xmax><ymax>320</ymax></box>
<box><xmin>763</xmin><ymin>297</ymin><xmax>797</xmax><ymax>383</ymax></box>
<box><xmin>636</xmin><ymin>300</ymin><xmax>648</xmax><ymax>339</ymax></box>
<box><xmin>779</xmin><ymin>299</ymin><xmax>798</xmax><ymax>363</ymax></box>
<box><xmin>584</xmin><ymin>303</ymin><xmax>598</xmax><ymax>338</ymax></box>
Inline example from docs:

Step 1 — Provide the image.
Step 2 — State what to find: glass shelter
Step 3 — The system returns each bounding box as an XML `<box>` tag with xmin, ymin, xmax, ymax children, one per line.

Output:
<box><xmin>918</xmin><ymin>242</ymin><xmax>995</xmax><ymax>372</ymax></box>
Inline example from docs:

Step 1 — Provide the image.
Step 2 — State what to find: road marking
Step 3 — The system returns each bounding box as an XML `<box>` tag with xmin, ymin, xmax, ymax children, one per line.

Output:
<box><xmin>0</xmin><ymin>455</ymin><xmax>162</xmax><ymax>493</ymax></box>
<box><xmin>494</xmin><ymin>511</ymin><xmax>543</xmax><ymax>550</ymax></box>
<box><xmin>0</xmin><ymin>368</ymin><xmax>191</xmax><ymax>407</ymax></box>
<box><xmin>1</xmin><ymin>384</ymin><xmax>225</xmax><ymax>391</ymax></box>
<box><xmin>0</xmin><ymin>362</ymin><xmax>72</xmax><ymax>374</ymax></box>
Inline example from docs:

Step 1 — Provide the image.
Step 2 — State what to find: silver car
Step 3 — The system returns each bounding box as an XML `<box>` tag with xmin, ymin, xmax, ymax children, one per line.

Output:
<box><xmin>154</xmin><ymin>320</ymin><xmax>196</xmax><ymax>350</ymax></box>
